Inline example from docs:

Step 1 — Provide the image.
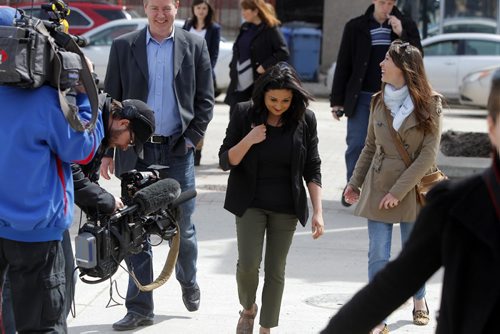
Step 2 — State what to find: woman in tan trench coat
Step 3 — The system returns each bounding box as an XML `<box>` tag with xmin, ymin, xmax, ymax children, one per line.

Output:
<box><xmin>343</xmin><ymin>40</ymin><xmax>443</xmax><ymax>334</ymax></box>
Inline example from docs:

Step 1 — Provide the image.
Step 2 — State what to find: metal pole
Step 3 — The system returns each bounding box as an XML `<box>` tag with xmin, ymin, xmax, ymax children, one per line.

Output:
<box><xmin>421</xmin><ymin>0</ymin><xmax>428</xmax><ymax>38</ymax></box>
<box><xmin>439</xmin><ymin>0</ymin><xmax>445</xmax><ymax>34</ymax></box>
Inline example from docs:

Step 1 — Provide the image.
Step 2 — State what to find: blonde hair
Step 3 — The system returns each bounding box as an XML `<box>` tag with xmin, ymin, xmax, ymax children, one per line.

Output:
<box><xmin>240</xmin><ymin>0</ymin><xmax>280</xmax><ymax>27</ymax></box>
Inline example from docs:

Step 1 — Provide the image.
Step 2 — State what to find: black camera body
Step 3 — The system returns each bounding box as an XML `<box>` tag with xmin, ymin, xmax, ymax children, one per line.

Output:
<box><xmin>75</xmin><ymin>168</ymin><xmax>181</xmax><ymax>284</ymax></box>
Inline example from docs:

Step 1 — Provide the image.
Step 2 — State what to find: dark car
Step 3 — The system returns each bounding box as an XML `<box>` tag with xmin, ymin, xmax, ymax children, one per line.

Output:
<box><xmin>15</xmin><ymin>1</ymin><xmax>135</xmax><ymax>35</ymax></box>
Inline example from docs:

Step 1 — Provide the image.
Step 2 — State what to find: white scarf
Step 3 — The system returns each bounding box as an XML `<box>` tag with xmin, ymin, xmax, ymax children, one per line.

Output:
<box><xmin>383</xmin><ymin>84</ymin><xmax>414</xmax><ymax>131</ymax></box>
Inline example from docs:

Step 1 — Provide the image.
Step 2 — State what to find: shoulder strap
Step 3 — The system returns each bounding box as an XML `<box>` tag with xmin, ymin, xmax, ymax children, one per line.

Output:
<box><xmin>35</xmin><ymin>21</ymin><xmax>99</xmax><ymax>132</ymax></box>
<box><xmin>383</xmin><ymin>106</ymin><xmax>413</xmax><ymax>168</ymax></box>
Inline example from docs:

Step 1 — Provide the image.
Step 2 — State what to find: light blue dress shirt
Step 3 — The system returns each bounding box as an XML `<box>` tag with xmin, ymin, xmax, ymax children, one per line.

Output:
<box><xmin>146</xmin><ymin>27</ymin><xmax>182</xmax><ymax>137</ymax></box>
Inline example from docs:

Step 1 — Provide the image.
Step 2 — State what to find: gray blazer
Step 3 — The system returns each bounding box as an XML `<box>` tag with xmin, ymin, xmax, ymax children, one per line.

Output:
<box><xmin>104</xmin><ymin>26</ymin><xmax>214</xmax><ymax>176</ymax></box>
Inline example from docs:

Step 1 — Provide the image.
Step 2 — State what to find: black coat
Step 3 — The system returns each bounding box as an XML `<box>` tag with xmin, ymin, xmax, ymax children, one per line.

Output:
<box><xmin>72</xmin><ymin>107</ymin><xmax>115</xmax><ymax>216</ymax></box>
<box><xmin>218</xmin><ymin>101</ymin><xmax>321</xmax><ymax>226</ymax></box>
<box><xmin>104</xmin><ymin>27</ymin><xmax>214</xmax><ymax>176</ymax></box>
<box><xmin>321</xmin><ymin>159</ymin><xmax>500</xmax><ymax>333</ymax></box>
<box><xmin>224</xmin><ymin>23</ymin><xmax>289</xmax><ymax>107</ymax></box>
<box><xmin>330</xmin><ymin>5</ymin><xmax>422</xmax><ymax>116</ymax></box>
<box><xmin>182</xmin><ymin>19</ymin><xmax>221</xmax><ymax>70</ymax></box>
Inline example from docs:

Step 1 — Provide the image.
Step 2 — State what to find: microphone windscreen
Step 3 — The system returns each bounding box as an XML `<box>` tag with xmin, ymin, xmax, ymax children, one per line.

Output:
<box><xmin>133</xmin><ymin>178</ymin><xmax>181</xmax><ymax>215</ymax></box>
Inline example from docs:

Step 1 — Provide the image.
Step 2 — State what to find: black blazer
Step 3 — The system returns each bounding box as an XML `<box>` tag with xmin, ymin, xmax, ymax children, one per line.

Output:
<box><xmin>330</xmin><ymin>5</ymin><xmax>422</xmax><ymax>117</ymax></box>
<box><xmin>218</xmin><ymin>101</ymin><xmax>321</xmax><ymax>226</ymax></box>
<box><xmin>182</xmin><ymin>19</ymin><xmax>221</xmax><ymax>70</ymax></box>
<box><xmin>104</xmin><ymin>27</ymin><xmax>214</xmax><ymax>176</ymax></box>
<box><xmin>321</xmin><ymin>161</ymin><xmax>500</xmax><ymax>333</ymax></box>
<box><xmin>224</xmin><ymin>23</ymin><xmax>289</xmax><ymax>107</ymax></box>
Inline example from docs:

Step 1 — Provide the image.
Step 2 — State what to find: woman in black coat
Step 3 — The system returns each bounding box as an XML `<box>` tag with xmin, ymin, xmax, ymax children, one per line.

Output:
<box><xmin>224</xmin><ymin>0</ymin><xmax>289</xmax><ymax>117</ymax></box>
<box><xmin>182</xmin><ymin>0</ymin><xmax>220</xmax><ymax>166</ymax></box>
<box><xmin>321</xmin><ymin>70</ymin><xmax>500</xmax><ymax>334</ymax></box>
<box><xmin>219</xmin><ymin>63</ymin><xmax>324</xmax><ymax>334</ymax></box>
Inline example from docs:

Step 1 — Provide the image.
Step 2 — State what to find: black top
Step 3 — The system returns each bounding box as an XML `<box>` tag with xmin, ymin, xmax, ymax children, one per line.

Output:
<box><xmin>251</xmin><ymin>125</ymin><xmax>294</xmax><ymax>214</ymax></box>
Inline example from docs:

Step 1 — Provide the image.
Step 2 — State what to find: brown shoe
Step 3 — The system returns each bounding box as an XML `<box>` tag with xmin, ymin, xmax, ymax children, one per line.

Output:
<box><xmin>413</xmin><ymin>300</ymin><xmax>430</xmax><ymax>326</ymax></box>
<box><xmin>370</xmin><ymin>324</ymin><xmax>389</xmax><ymax>334</ymax></box>
<box><xmin>236</xmin><ymin>303</ymin><xmax>258</xmax><ymax>334</ymax></box>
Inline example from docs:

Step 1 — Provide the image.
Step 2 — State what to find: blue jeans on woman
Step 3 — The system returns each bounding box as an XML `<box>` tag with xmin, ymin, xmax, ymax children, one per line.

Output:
<box><xmin>125</xmin><ymin>143</ymin><xmax>197</xmax><ymax>317</ymax></box>
<box><xmin>367</xmin><ymin>220</ymin><xmax>426</xmax><ymax>300</ymax></box>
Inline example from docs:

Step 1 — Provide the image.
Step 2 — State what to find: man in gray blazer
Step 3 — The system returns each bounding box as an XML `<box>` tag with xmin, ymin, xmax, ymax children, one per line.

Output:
<box><xmin>100</xmin><ymin>0</ymin><xmax>214</xmax><ymax>330</ymax></box>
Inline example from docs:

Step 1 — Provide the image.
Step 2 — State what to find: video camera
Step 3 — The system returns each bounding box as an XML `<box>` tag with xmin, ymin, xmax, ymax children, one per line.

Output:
<box><xmin>75</xmin><ymin>167</ymin><xmax>196</xmax><ymax>285</ymax></box>
<box><xmin>0</xmin><ymin>0</ymin><xmax>99</xmax><ymax>131</ymax></box>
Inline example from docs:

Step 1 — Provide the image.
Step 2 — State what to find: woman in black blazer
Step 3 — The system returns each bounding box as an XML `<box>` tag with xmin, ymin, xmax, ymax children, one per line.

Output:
<box><xmin>321</xmin><ymin>71</ymin><xmax>500</xmax><ymax>334</ymax></box>
<box><xmin>224</xmin><ymin>0</ymin><xmax>289</xmax><ymax>118</ymax></box>
<box><xmin>182</xmin><ymin>0</ymin><xmax>220</xmax><ymax>165</ymax></box>
<box><xmin>219</xmin><ymin>63</ymin><xmax>324</xmax><ymax>334</ymax></box>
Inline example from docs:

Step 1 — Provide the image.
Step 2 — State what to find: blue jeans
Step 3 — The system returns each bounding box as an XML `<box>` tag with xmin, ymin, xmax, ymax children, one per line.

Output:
<box><xmin>125</xmin><ymin>143</ymin><xmax>197</xmax><ymax>317</ymax></box>
<box><xmin>367</xmin><ymin>220</ymin><xmax>426</xmax><ymax>300</ymax></box>
<box><xmin>345</xmin><ymin>91</ymin><xmax>372</xmax><ymax>182</ymax></box>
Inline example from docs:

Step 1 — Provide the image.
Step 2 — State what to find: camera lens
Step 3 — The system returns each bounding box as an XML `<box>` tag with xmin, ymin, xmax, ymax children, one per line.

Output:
<box><xmin>335</xmin><ymin>109</ymin><xmax>344</xmax><ymax>118</ymax></box>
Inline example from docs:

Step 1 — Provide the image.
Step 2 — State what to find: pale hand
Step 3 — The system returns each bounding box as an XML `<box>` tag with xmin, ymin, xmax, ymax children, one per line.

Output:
<box><xmin>379</xmin><ymin>192</ymin><xmax>400</xmax><ymax>210</ymax></box>
<box><xmin>387</xmin><ymin>15</ymin><xmax>403</xmax><ymax>36</ymax></box>
<box><xmin>311</xmin><ymin>213</ymin><xmax>324</xmax><ymax>239</ymax></box>
<box><xmin>100</xmin><ymin>156</ymin><xmax>115</xmax><ymax>180</ymax></box>
<box><xmin>344</xmin><ymin>185</ymin><xmax>360</xmax><ymax>204</ymax></box>
<box><xmin>114</xmin><ymin>196</ymin><xmax>124</xmax><ymax>212</ymax></box>
<box><xmin>245</xmin><ymin>124</ymin><xmax>267</xmax><ymax>145</ymax></box>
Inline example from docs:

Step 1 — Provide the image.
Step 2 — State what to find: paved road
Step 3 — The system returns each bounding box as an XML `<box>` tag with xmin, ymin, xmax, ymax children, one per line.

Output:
<box><xmin>67</xmin><ymin>97</ymin><xmax>488</xmax><ymax>333</ymax></box>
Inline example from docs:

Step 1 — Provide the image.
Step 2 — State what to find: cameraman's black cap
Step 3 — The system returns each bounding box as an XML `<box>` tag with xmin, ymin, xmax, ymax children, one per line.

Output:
<box><xmin>121</xmin><ymin>99</ymin><xmax>155</xmax><ymax>159</ymax></box>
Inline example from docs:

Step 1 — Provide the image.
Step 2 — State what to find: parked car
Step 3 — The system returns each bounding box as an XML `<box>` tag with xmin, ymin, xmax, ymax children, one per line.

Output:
<box><xmin>459</xmin><ymin>65</ymin><xmax>500</xmax><ymax>108</ymax></box>
<box><xmin>325</xmin><ymin>33</ymin><xmax>500</xmax><ymax>103</ymax></box>
<box><xmin>81</xmin><ymin>18</ymin><xmax>232</xmax><ymax>93</ymax></box>
<box><xmin>426</xmin><ymin>17</ymin><xmax>497</xmax><ymax>36</ymax></box>
<box><xmin>421</xmin><ymin>33</ymin><xmax>500</xmax><ymax>101</ymax></box>
<box><xmin>16</xmin><ymin>2</ymin><xmax>135</xmax><ymax>35</ymax></box>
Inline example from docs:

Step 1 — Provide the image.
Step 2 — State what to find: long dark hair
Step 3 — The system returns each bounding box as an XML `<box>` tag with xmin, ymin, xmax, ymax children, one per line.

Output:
<box><xmin>189</xmin><ymin>0</ymin><xmax>215</xmax><ymax>28</ymax></box>
<box><xmin>250</xmin><ymin>62</ymin><xmax>313</xmax><ymax>128</ymax></box>
<box><xmin>377</xmin><ymin>40</ymin><xmax>440</xmax><ymax>133</ymax></box>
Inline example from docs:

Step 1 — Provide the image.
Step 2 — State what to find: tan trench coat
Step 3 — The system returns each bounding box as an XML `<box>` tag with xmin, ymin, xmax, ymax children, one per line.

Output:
<box><xmin>349</xmin><ymin>92</ymin><xmax>442</xmax><ymax>223</ymax></box>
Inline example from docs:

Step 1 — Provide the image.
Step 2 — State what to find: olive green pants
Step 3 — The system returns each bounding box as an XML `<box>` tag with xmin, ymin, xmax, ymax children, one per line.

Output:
<box><xmin>236</xmin><ymin>208</ymin><xmax>298</xmax><ymax>328</ymax></box>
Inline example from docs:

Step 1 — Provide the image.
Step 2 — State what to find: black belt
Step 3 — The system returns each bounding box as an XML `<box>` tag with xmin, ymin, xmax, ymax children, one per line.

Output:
<box><xmin>147</xmin><ymin>135</ymin><xmax>171</xmax><ymax>144</ymax></box>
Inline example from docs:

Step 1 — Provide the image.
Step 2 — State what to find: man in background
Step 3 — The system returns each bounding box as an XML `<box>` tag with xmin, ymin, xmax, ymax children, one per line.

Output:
<box><xmin>330</xmin><ymin>0</ymin><xmax>421</xmax><ymax>206</ymax></box>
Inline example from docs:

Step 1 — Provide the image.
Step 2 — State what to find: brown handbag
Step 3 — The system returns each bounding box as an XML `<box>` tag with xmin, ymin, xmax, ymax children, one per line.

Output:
<box><xmin>383</xmin><ymin>108</ymin><xmax>447</xmax><ymax>206</ymax></box>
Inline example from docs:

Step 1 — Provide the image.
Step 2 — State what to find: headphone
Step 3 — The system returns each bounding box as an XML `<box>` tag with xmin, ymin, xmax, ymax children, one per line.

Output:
<box><xmin>120</xmin><ymin>100</ymin><xmax>140</xmax><ymax>120</ymax></box>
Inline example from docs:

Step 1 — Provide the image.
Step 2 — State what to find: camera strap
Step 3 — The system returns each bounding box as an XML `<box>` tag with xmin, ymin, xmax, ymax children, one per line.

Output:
<box><xmin>35</xmin><ymin>20</ymin><xmax>99</xmax><ymax>132</ymax></box>
<box><xmin>129</xmin><ymin>221</ymin><xmax>180</xmax><ymax>292</ymax></box>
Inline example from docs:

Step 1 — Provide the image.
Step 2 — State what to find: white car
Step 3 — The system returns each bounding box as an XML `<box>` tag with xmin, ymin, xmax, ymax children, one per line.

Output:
<box><xmin>426</xmin><ymin>17</ymin><xmax>497</xmax><ymax>36</ymax></box>
<box><xmin>421</xmin><ymin>33</ymin><xmax>500</xmax><ymax>101</ymax></box>
<box><xmin>325</xmin><ymin>33</ymin><xmax>500</xmax><ymax>103</ymax></box>
<box><xmin>459</xmin><ymin>65</ymin><xmax>500</xmax><ymax>108</ymax></box>
<box><xmin>81</xmin><ymin>18</ymin><xmax>232</xmax><ymax>92</ymax></box>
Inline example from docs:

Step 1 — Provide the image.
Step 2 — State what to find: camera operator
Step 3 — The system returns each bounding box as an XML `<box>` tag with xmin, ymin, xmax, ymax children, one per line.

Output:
<box><xmin>0</xmin><ymin>6</ymin><xmax>105</xmax><ymax>333</ymax></box>
<box><xmin>72</xmin><ymin>95</ymin><xmax>155</xmax><ymax>217</ymax></box>
<box><xmin>0</xmin><ymin>94</ymin><xmax>155</xmax><ymax>333</ymax></box>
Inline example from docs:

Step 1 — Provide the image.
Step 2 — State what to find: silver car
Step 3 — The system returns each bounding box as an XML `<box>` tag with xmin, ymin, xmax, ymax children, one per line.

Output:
<box><xmin>81</xmin><ymin>18</ymin><xmax>232</xmax><ymax>92</ymax></box>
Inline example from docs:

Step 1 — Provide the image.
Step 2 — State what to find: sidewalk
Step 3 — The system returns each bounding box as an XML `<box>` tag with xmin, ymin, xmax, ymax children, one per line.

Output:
<box><xmin>66</xmin><ymin>94</ymin><xmax>488</xmax><ymax>334</ymax></box>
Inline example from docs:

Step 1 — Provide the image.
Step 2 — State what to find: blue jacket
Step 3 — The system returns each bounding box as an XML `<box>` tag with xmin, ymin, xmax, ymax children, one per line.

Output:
<box><xmin>0</xmin><ymin>85</ymin><xmax>104</xmax><ymax>242</ymax></box>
